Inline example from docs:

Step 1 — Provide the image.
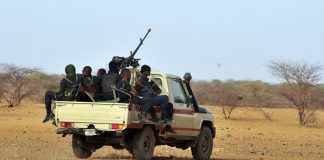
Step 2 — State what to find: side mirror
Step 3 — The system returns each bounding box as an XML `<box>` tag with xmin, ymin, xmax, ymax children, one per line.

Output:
<box><xmin>187</xmin><ymin>95</ymin><xmax>192</xmax><ymax>103</ymax></box>
<box><xmin>186</xmin><ymin>95</ymin><xmax>193</xmax><ymax>107</ymax></box>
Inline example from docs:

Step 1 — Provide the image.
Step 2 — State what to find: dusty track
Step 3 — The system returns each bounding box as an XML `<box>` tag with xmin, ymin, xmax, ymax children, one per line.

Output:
<box><xmin>0</xmin><ymin>103</ymin><xmax>323</xmax><ymax>160</ymax></box>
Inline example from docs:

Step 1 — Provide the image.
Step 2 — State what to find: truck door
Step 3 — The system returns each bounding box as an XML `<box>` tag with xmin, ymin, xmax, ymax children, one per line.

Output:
<box><xmin>168</xmin><ymin>78</ymin><xmax>196</xmax><ymax>137</ymax></box>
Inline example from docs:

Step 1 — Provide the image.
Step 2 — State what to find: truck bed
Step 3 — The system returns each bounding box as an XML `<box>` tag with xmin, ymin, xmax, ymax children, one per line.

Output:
<box><xmin>54</xmin><ymin>101</ymin><xmax>129</xmax><ymax>131</ymax></box>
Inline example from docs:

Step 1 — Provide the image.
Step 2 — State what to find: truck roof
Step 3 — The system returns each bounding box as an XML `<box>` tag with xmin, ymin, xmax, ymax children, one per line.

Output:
<box><xmin>151</xmin><ymin>71</ymin><xmax>182</xmax><ymax>80</ymax></box>
<box><xmin>129</xmin><ymin>68</ymin><xmax>183</xmax><ymax>80</ymax></box>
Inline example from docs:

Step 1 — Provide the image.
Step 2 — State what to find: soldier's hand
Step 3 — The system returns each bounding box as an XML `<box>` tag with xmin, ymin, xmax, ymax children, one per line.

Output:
<box><xmin>135</xmin><ymin>80</ymin><xmax>144</xmax><ymax>88</ymax></box>
<box><xmin>130</xmin><ymin>91</ymin><xmax>137</xmax><ymax>97</ymax></box>
<box><xmin>141</xmin><ymin>88</ymin><xmax>148</xmax><ymax>93</ymax></box>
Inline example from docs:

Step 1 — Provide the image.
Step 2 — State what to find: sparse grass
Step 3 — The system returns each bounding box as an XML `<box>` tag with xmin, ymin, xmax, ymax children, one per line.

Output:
<box><xmin>0</xmin><ymin>104</ymin><xmax>323</xmax><ymax>160</ymax></box>
<box><xmin>208</xmin><ymin>106</ymin><xmax>324</xmax><ymax>159</ymax></box>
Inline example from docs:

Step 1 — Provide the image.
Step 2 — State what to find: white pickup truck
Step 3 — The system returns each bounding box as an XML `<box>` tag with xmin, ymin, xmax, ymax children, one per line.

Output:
<box><xmin>54</xmin><ymin>71</ymin><xmax>216</xmax><ymax>160</ymax></box>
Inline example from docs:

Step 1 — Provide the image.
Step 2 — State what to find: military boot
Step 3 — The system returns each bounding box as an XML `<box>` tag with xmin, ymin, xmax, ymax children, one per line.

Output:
<box><xmin>160</xmin><ymin>111</ymin><xmax>169</xmax><ymax>123</ymax></box>
<box><xmin>165</xmin><ymin>113</ymin><xmax>173</xmax><ymax>123</ymax></box>
<box><xmin>141</xmin><ymin>112</ymin><xmax>148</xmax><ymax>123</ymax></box>
<box><xmin>164</xmin><ymin>125</ymin><xmax>176</xmax><ymax>134</ymax></box>
<box><xmin>150</xmin><ymin>113</ymin><xmax>159</xmax><ymax>123</ymax></box>
<box><xmin>42</xmin><ymin>112</ymin><xmax>55</xmax><ymax>123</ymax></box>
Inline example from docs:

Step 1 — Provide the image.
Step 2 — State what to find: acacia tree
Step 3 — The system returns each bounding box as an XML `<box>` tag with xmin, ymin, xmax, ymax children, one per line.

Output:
<box><xmin>267</xmin><ymin>60</ymin><xmax>322</xmax><ymax>126</ymax></box>
<box><xmin>240</xmin><ymin>81</ymin><xmax>274</xmax><ymax>121</ymax></box>
<box><xmin>217</xmin><ymin>82</ymin><xmax>243</xmax><ymax>119</ymax></box>
<box><xmin>0</xmin><ymin>63</ymin><xmax>38</xmax><ymax>107</ymax></box>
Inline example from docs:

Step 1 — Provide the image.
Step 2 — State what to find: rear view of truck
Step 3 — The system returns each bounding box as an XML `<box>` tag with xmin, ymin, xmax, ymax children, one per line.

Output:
<box><xmin>54</xmin><ymin>101</ymin><xmax>130</xmax><ymax>158</ymax></box>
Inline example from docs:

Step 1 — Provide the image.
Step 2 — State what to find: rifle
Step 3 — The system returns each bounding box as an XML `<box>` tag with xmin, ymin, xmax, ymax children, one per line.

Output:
<box><xmin>113</xmin><ymin>29</ymin><xmax>151</xmax><ymax>69</ymax></box>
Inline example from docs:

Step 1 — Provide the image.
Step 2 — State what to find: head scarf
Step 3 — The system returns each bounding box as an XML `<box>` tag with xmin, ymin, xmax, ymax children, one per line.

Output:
<box><xmin>109</xmin><ymin>61</ymin><xmax>119</xmax><ymax>73</ymax></box>
<box><xmin>65</xmin><ymin>64</ymin><xmax>76</xmax><ymax>77</ymax></box>
<box><xmin>141</xmin><ymin>64</ymin><xmax>151</xmax><ymax>73</ymax></box>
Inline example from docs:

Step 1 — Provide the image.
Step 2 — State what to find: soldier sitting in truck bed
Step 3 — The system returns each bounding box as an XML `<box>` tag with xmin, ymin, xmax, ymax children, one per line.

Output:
<box><xmin>116</xmin><ymin>69</ymin><xmax>159</xmax><ymax>122</ymax></box>
<box><xmin>135</xmin><ymin>65</ymin><xmax>176</xmax><ymax>133</ymax></box>
<box><xmin>135</xmin><ymin>65</ymin><xmax>174</xmax><ymax>123</ymax></box>
<box><xmin>43</xmin><ymin>64</ymin><xmax>80</xmax><ymax>123</ymax></box>
<box><xmin>94</xmin><ymin>68</ymin><xmax>106</xmax><ymax>100</ymax></box>
<box><xmin>101</xmin><ymin>61</ymin><xmax>122</xmax><ymax>101</ymax></box>
<box><xmin>78</xmin><ymin>66</ymin><xmax>101</xmax><ymax>102</ymax></box>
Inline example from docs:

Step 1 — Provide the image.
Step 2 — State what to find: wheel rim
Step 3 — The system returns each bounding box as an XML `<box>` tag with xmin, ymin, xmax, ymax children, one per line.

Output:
<box><xmin>201</xmin><ymin>136</ymin><xmax>209</xmax><ymax>152</ymax></box>
<box><xmin>143</xmin><ymin>135</ymin><xmax>151</xmax><ymax>152</ymax></box>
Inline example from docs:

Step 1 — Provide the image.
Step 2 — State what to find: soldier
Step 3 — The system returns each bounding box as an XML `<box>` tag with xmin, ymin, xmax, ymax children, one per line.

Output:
<box><xmin>115</xmin><ymin>69</ymin><xmax>134</xmax><ymax>103</ymax></box>
<box><xmin>78</xmin><ymin>66</ymin><xmax>101</xmax><ymax>102</ymax></box>
<box><xmin>101</xmin><ymin>61</ymin><xmax>121</xmax><ymax>100</ymax></box>
<box><xmin>95</xmin><ymin>68</ymin><xmax>106</xmax><ymax>100</ymax></box>
<box><xmin>43</xmin><ymin>64</ymin><xmax>80</xmax><ymax>123</ymax></box>
<box><xmin>135</xmin><ymin>65</ymin><xmax>174</xmax><ymax>123</ymax></box>
<box><xmin>96</xmin><ymin>68</ymin><xmax>106</xmax><ymax>77</ymax></box>
<box><xmin>116</xmin><ymin>69</ymin><xmax>158</xmax><ymax>122</ymax></box>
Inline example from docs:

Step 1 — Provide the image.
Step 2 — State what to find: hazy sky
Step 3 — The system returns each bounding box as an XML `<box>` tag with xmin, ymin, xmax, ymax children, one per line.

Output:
<box><xmin>0</xmin><ymin>0</ymin><xmax>323</xmax><ymax>83</ymax></box>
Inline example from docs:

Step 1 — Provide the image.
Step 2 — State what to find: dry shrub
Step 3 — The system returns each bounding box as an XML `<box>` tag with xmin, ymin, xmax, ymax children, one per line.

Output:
<box><xmin>261</xmin><ymin>109</ymin><xmax>273</xmax><ymax>121</ymax></box>
<box><xmin>0</xmin><ymin>63</ymin><xmax>62</xmax><ymax>106</ymax></box>
<box><xmin>0</xmin><ymin>63</ymin><xmax>38</xmax><ymax>107</ymax></box>
<box><xmin>303</xmin><ymin>108</ymin><xmax>318</xmax><ymax>127</ymax></box>
<box><xmin>25</xmin><ymin>72</ymin><xmax>62</xmax><ymax>103</ymax></box>
<box><xmin>268</xmin><ymin>60</ymin><xmax>322</xmax><ymax>126</ymax></box>
<box><xmin>221</xmin><ymin>105</ymin><xmax>237</xmax><ymax>119</ymax></box>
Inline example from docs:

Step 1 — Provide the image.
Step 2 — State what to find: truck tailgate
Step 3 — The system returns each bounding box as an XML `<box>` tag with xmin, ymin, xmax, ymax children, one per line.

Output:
<box><xmin>55</xmin><ymin>101</ymin><xmax>129</xmax><ymax>130</ymax></box>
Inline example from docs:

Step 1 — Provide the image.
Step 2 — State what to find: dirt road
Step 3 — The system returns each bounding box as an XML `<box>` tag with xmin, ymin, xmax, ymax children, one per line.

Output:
<box><xmin>0</xmin><ymin>103</ymin><xmax>323</xmax><ymax>160</ymax></box>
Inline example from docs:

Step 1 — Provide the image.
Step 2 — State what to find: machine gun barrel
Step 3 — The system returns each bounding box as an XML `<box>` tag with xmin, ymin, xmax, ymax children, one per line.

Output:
<box><xmin>131</xmin><ymin>28</ymin><xmax>151</xmax><ymax>56</ymax></box>
<box><xmin>122</xmin><ymin>28</ymin><xmax>151</xmax><ymax>68</ymax></box>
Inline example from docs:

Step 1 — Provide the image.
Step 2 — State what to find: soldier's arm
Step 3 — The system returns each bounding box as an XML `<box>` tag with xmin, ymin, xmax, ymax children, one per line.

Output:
<box><xmin>59</xmin><ymin>79</ymin><xmax>67</xmax><ymax>92</ymax></box>
<box><xmin>135</xmin><ymin>80</ymin><xmax>148</xmax><ymax>93</ymax></box>
<box><xmin>80</xmin><ymin>76</ymin><xmax>92</xmax><ymax>88</ymax></box>
<box><xmin>116</xmin><ymin>81</ymin><xmax>132</xmax><ymax>100</ymax></box>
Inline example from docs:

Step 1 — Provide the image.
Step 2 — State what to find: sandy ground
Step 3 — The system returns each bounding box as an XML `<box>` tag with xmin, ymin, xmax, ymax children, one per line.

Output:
<box><xmin>0</xmin><ymin>103</ymin><xmax>323</xmax><ymax>160</ymax></box>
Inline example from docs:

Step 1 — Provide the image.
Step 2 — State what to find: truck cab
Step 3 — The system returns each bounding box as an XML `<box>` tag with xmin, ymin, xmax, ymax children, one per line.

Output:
<box><xmin>54</xmin><ymin>70</ymin><xmax>216</xmax><ymax>160</ymax></box>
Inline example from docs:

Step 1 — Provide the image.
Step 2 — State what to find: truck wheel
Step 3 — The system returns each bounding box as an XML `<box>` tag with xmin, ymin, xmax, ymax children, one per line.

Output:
<box><xmin>191</xmin><ymin>127</ymin><xmax>213</xmax><ymax>160</ymax></box>
<box><xmin>72</xmin><ymin>134</ymin><xmax>92</xmax><ymax>159</ymax></box>
<box><xmin>133</xmin><ymin>127</ymin><xmax>155</xmax><ymax>160</ymax></box>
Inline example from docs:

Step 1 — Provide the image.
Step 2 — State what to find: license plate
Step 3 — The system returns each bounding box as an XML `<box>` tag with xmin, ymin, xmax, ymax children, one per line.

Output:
<box><xmin>84</xmin><ymin>129</ymin><xmax>97</xmax><ymax>136</ymax></box>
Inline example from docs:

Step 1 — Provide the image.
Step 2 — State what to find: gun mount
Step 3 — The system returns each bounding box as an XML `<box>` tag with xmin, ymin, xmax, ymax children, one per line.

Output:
<box><xmin>112</xmin><ymin>28</ymin><xmax>151</xmax><ymax>69</ymax></box>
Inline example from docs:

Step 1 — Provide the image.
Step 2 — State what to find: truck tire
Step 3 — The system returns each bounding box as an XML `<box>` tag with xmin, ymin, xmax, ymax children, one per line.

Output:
<box><xmin>191</xmin><ymin>127</ymin><xmax>213</xmax><ymax>160</ymax></box>
<box><xmin>132</xmin><ymin>127</ymin><xmax>155</xmax><ymax>160</ymax></box>
<box><xmin>72</xmin><ymin>134</ymin><xmax>92</xmax><ymax>159</ymax></box>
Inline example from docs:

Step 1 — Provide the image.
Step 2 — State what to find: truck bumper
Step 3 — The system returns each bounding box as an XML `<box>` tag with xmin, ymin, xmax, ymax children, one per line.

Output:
<box><xmin>57</xmin><ymin>128</ymin><xmax>124</xmax><ymax>144</ymax></box>
<box><xmin>56</xmin><ymin>128</ymin><xmax>108</xmax><ymax>137</ymax></box>
<box><xmin>57</xmin><ymin>128</ymin><xmax>83</xmax><ymax>135</ymax></box>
